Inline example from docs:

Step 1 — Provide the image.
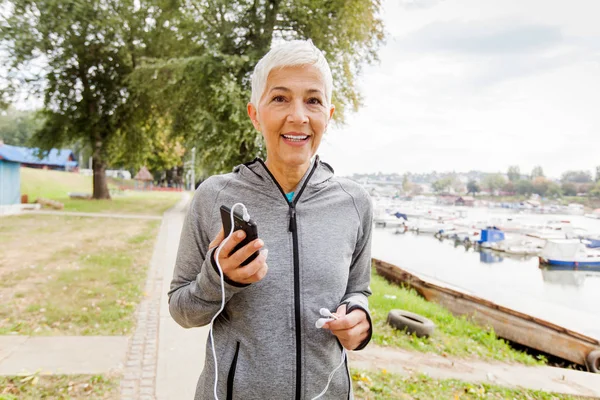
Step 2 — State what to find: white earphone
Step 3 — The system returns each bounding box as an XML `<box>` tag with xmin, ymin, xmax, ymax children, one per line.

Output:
<box><xmin>315</xmin><ymin>308</ymin><xmax>338</xmax><ymax>328</ymax></box>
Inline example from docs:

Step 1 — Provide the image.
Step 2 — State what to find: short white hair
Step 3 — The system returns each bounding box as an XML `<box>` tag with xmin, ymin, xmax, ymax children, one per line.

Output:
<box><xmin>250</xmin><ymin>39</ymin><xmax>333</xmax><ymax>109</ymax></box>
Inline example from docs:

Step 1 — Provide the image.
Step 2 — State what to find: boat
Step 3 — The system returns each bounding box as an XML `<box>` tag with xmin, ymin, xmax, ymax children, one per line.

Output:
<box><xmin>373</xmin><ymin>258</ymin><xmax>600</xmax><ymax>372</ymax></box>
<box><xmin>585</xmin><ymin>209</ymin><xmax>600</xmax><ymax>220</ymax></box>
<box><xmin>565</xmin><ymin>203</ymin><xmax>585</xmax><ymax>215</ymax></box>
<box><xmin>539</xmin><ymin>239</ymin><xmax>600</xmax><ymax>268</ymax></box>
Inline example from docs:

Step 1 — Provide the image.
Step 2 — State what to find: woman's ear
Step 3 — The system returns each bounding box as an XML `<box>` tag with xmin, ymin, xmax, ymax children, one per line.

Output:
<box><xmin>247</xmin><ymin>103</ymin><xmax>261</xmax><ymax>131</ymax></box>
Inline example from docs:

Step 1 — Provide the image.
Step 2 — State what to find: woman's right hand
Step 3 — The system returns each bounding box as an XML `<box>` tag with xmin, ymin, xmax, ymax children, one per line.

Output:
<box><xmin>209</xmin><ymin>228</ymin><xmax>268</xmax><ymax>285</ymax></box>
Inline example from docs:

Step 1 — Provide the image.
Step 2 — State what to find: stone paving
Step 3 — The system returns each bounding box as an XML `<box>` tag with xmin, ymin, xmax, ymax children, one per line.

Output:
<box><xmin>119</xmin><ymin>194</ymin><xmax>190</xmax><ymax>400</ymax></box>
<box><xmin>119</xmin><ymin>220</ymin><xmax>164</xmax><ymax>400</ymax></box>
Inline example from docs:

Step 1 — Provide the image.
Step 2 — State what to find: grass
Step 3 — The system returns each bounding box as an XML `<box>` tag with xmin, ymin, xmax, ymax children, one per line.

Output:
<box><xmin>351</xmin><ymin>369</ymin><xmax>586</xmax><ymax>400</ymax></box>
<box><xmin>0</xmin><ymin>215</ymin><xmax>161</xmax><ymax>335</ymax></box>
<box><xmin>370</xmin><ymin>270</ymin><xmax>542</xmax><ymax>365</ymax></box>
<box><xmin>57</xmin><ymin>191</ymin><xmax>182</xmax><ymax>215</ymax></box>
<box><xmin>19</xmin><ymin>166</ymin><xmax>182</xmax><ymax>215</ymax></box>
<box><xmin>0</xmin><ymin>373</ymin><xmax>117</xmax><ymax>399</ymax></box>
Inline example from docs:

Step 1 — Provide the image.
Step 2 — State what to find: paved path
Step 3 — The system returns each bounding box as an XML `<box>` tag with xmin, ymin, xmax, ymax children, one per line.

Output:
<box><xmin>0</xmin><ymin>336</ymin><xmax>128</xmax><ymax>375</ymax></box>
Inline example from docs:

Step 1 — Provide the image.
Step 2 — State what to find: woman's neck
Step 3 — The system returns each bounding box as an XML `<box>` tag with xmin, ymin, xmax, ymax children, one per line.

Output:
<box><xmin>265</xmin><ymin>159</ymin><xmax>311</xmax><ymax>194</ymax></box>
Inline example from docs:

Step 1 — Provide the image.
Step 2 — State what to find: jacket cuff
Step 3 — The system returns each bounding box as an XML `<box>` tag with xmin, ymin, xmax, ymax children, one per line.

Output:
<box><xmin>342</xmin><ymin>300</ymin><xmax>373</xmax><ymax>351</ymax></box>
<box><xmin>209</xmin><ymin>247</ymin><xmax>251</xmax><ymax>288</ymax></box>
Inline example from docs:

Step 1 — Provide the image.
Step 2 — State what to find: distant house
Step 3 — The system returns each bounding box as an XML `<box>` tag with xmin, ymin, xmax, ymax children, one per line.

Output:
<box><xmin>0</xmin><ymin>151</ymin><xmax>21</xmax><ymax>206</ymax></box>
<box><xmin>0</xmin><ymin>143</ymin><xmax>78</xmax><ymax>171</ymax></box>
<box><xmin>455</xmin><ymin>196</ymin><xmax>475</xmax><ymax>207</ymax></box>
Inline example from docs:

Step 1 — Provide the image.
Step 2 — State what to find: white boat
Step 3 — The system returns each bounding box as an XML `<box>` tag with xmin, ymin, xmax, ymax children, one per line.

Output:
<box><xmin>584</xmin><ymin>209</ymin><xmax>600</xmax><ymax>220</ymax></box>
<box><xmin>539</xmin><ymin>239</ymin><xmax>600</xmax><ymax>268</ymax></box>
<box><xmin>411</xmin><ymin>219</ymin><xmax>456</xmax><ymax>234</ymax></box>
<box><xmin>564</xmin><ymin>203</ymin><xmax>585</xmax><ymax>216</ymax></box>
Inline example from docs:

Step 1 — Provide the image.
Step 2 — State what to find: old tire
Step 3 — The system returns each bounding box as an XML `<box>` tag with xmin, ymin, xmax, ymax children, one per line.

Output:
<box><xmin>587</xmin><ymin>350</ymin><xmax>600</xmax><ymax>373</ymax></box>
<box><xmin>387</xmin><ymin>309</ymin><xmax>435</xmax><ymax>338</ymax></box>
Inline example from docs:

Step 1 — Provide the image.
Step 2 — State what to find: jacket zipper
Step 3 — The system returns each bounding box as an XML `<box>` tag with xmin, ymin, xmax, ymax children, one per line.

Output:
<box><xmin>258</xmin><ymin>158</ymin><xmax>319</xmax><ymax>400</ymax></box>
<box><xmin>226</xmin><ymin>341</ymin><xmax>240</xmax><ymax>400</ymax></box>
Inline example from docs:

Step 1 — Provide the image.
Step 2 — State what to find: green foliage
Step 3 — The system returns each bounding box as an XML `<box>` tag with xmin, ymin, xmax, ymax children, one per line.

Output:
<box><xmin>507</xmin><ymin>165</ymin><xmax>520</xmax><ymax>182</ymax></box>
<box><xmin>128</xmin><ymin>0</ymin><xmax>385</xmax><ymax>176</ymax></box>
<box><xmin>561</xmin><ymin>182</ymin><xmax>578</xmax><ymax>196</ymax></box>
<box><xmin>467</xmin><ymin>180</ymin><xmax>480</xmax><ymax>195</ymax></box>
<box><xmin>590</xmin><ymin>182</ymin><xmax>600</xmax><ymax>198</ymax></box>
<box><xmin>0</xmin><ymin>0</ymin><xmax>186</xmax><ymax>197</ymax></box>
<box><xmin>546</xmin><ymin>181</ymin><xmax>562</xmax><ymax>198</ymax></box>
<box><xmin>481</xmin><ymin>173</ymin><xmax>506</xmax><ymax>195</ymax></box>
<box><xmin>561</xmin><ymin>170</ymin><xmax>593</xmax><ymax>183</ymax></box>
<box><xmin>0</xmin><ymin>374</ymin><xmax>117</xmax><ymax>399</ymax></box>
<box><xmin>431</xmin><ymin>176</ymin><xmax>456</xmax><ymax>193</ymax></box>
<box><xmin>531</xmin><ymin>165</ymin><xmax>545</xmax><ymax>178</ymax></box>
<box><xmin>352</xmin><ymin>370</ymin><xmax>585</xmax><ymax>400</ymax></box>
<box><xmin>0</xmin><ymin>108</ymin><xmax>44</xmax><ymax>146</ymax></box>
<box><xmin>370</xmin><ymin>271</ymin><xmax>539</xmax><ymax>365</ymax></box>
<box><xmin>516</xmin><ymin>179</ymin><xmax>534</xmax><ymax>195</ymax></box>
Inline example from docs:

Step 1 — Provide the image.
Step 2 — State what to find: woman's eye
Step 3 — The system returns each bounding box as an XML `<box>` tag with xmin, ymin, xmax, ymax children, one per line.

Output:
<box><xmin>308</xmin><ymin>97</ymin><xmax>323</xmax><ymax>105</ymax></box>
<box><xmin>272</xmin><ymin>95</ymin><xmax>286</xmax><ymax>103</ymax></box>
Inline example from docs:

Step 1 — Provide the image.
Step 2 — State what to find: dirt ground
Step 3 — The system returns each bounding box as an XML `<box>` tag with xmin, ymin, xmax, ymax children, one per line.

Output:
<box><xmin>0</xmin><ymin>213</ymin><xmax>159</xmax><ymax>335</ymax></box>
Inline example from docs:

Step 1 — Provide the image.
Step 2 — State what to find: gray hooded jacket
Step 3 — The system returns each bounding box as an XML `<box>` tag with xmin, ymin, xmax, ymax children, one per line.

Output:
<box><xmin>168</xmin><ymin>157</ymin><xmax>373</xmax><ymax>400</ymax></box>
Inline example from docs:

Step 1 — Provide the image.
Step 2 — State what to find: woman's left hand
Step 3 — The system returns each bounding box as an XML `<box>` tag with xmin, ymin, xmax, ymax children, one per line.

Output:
<box><xmin>323</xmin><ymin>304</ymin><xmax>370</xmax><ymax>350</ymax></box>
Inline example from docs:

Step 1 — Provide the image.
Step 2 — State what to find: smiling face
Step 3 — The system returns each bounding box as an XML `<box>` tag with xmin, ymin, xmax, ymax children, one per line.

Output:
<box><xmin>248</xmin><ymin>65</ymin><xmax>335</xmax><ymax>172</ymax></box>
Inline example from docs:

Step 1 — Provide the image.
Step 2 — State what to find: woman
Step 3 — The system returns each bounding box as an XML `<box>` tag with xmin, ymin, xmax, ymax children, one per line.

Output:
<box><xmin>169</xmin><ymin>40</ymin><xmax>373</xmax><ymax>400</ymax></box>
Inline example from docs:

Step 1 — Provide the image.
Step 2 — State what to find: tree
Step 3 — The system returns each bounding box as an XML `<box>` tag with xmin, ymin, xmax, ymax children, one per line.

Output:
<box><xmin>596</xmin><ymin>166</ymin><xmax>600</xmax><ymax>182</ymax></box>
<box><xmin>531</xmin><ymin>165</ymin><xmax>545</xmax><ymax>179</ymax></box>
<box><xmin>432</xmin><ymin>177</ymin><xmax>454</xmax><ymax>194</ymax></box>
<box><xmin>0</xmin><ymin>108</ymin><xmax>44</xmax><ymax>146</ymax></box>
<box><xmin>467</xmin><ymin>180</ymin><xmax>480</xmax><ymax>195</ymax></box>
<box><xmin>128</xmin><ymin>0</ymin><xmax>385</xmax><ymax>175</ymax></box>
<box><xmin>515</xmin><ymin>180</ymin><xmax>533</xmax><ymax>195</ymax></box>
<box><xmin>546</xmin><ymin>181</ymin><xmax>562</xmax><ymax>198</ymax></box>
<box><xmin>561</xmin><ymin>182</ymin><xmax>577</xmax><ymax>196</ymax></box>
<box><xmin>482</xmin><ymin>173</ymin><xmax>506</xmax><ymax>195</ymax></box>
<box><xmin>590</xmin><ymin>182</ymin><xmax>600</xmax><ymax>198</ymax></box>
<box><xmin>502</xmin><ymin>181</ymin><xmax>515</xmax><ymax>195</ymax></box>
<box><xmin>402</xmin><ymin>173</ymin><xmax>412</xmax><ymax>194</ymax></box>
<box><xmin>531</xmin><ymin>177</ymin><xmax>550</xmax><ymax>197</ymax></box>
<box><xmin>507</xmin><ymin>165</ymin><xmax>520</xmax><ymax>182</ymax></box>
<box><xmin>1</xmin><ymin>0</ymin><xmax>152</xmax><ymax>199</ymax></box>
<box><xmin>562</xmin><ymin>170</ymin><xmax>593</xmax><ymax>183</ymax></box>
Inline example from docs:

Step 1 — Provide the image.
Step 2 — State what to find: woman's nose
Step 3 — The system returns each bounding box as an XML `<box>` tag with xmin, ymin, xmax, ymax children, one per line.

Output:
<box><xmin>287</xmin><ymin>100</ymin><xmax>309</xmax><ymax>124</ymax></box>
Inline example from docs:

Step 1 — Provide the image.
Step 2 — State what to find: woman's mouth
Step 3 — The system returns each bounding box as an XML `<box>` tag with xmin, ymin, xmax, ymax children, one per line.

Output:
<box><xmin>281</xmin><ymin>134</ymin><xmax>310</xmax><ymax>143</ymax></box>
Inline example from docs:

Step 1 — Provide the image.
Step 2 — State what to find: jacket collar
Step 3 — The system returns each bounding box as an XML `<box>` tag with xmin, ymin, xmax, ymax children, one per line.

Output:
<box><xmin>234</xmin><ymin>155</ymin><xmax>334</xmax><ymax>195</ymax></box>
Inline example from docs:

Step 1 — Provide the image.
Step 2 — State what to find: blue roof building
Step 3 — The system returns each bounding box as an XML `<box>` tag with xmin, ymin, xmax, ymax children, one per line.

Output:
<box><xmin>0</xmin><ymin>143</ymin><xmax>78</xmax><ymax>171</ymax></box>
<box><xmin>0</xmin><ymin>148</ymin><xmax>21</xmax><ymax>206</ymax></box>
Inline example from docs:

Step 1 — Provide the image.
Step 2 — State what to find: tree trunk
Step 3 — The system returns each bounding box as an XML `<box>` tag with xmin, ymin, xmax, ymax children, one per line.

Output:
<box><xmin>92</xmin><ymin>155</ymin><xmax>111</xmax><ymax>200</ymax></box>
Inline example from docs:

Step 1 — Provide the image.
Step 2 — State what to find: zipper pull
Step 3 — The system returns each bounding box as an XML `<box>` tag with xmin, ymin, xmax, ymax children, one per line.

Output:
<box><xmin>289</xmin><ymin>207</ymin><xmax>297</xmax><ymax>232</ymax></box>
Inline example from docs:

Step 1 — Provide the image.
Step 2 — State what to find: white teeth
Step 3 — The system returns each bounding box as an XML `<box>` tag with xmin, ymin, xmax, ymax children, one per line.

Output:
<box><xmin>282</xmin><ymin>135</ymin><xmax>309</xmax><ymax>142</ymax></box>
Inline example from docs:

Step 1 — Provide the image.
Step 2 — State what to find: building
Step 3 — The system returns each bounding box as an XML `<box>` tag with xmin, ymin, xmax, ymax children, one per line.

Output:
<box><xmin>0</xmin><ymin>143</ymin><xmax>78</xmax><ymax>171</ymax></box>
<box><xmin>0</xmin><ymin>155</ymin><xmax>20</xmax><ymax>207</ymax></box>
<box><xmin>455</xmin><ymin>196</ymin><xmax>475</xmax><ymax>207</ymax></box>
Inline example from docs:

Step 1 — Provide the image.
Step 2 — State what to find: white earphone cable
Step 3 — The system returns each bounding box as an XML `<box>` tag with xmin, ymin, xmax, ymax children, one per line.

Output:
<box><xmin>210</xmin><ymin>202</ymin><xmax>247</xmax><ymax>400</ymax></box>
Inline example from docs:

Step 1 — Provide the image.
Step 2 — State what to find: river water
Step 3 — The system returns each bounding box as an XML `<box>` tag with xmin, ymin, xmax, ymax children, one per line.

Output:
<box><xmin>371</xmin><ymin>207</ymin><xmax>600</xmax><ymax>340</ymax></box>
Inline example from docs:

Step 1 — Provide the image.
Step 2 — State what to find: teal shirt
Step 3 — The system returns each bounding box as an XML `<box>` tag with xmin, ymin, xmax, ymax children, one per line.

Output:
<box><xmin>286</xmin><ymin>192</ymin><xmax>294</xmax><ymax>202</ymax></box>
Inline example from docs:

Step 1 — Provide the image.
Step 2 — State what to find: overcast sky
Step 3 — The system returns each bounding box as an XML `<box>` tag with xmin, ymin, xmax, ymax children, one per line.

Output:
<box><xmin>319</xmin><ymin>0</ymin><xmax>600</xmax><ymax>179</ymax></box>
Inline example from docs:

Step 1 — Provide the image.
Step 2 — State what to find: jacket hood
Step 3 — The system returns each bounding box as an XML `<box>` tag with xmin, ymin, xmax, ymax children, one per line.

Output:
<box><xmin>233</xmin><ymin>155</ymin><xmax>335</xmax><ymax>194</ymax></box>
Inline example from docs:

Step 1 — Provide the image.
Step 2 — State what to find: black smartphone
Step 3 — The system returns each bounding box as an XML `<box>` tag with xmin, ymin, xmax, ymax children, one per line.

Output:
<box><xmin>219</xmin><ymin>205</ymin><xmax>259</xmax><ymax>266</ymax></box>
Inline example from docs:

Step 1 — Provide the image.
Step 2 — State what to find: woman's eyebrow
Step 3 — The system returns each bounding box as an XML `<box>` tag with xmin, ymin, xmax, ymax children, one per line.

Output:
<box><xmin>269</xmin><ymin>86</ymin><xmax>291</xmax><ymax>93</ymax></box>
<box><xmin>269</xmin><ymin>87</ymin><xmax>324</xmax><ymax>96</ymax></box>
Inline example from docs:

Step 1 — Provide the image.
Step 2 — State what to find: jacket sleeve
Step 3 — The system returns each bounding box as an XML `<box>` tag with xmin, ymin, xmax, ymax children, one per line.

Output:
<box><xmin>168</xmin><ymin>184</ymin><xmax>249</xmax><ymax>328</ymax></box>
<box><xmin>339</xmin><ymin>190</ymin><xmax>373</xmax><ymax>350</ymax></box>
